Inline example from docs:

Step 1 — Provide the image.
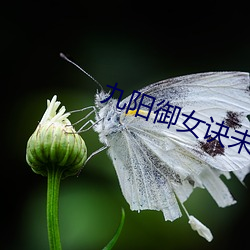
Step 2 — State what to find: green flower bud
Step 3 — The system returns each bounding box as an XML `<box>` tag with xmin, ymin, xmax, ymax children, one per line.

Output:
<box><xmin>26</xmin><ymin>95</ymin><xmax>87</xmax><ymax>178</ymax></box>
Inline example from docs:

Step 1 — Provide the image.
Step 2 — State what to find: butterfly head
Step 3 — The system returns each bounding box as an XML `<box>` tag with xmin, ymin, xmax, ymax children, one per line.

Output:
<box><xmin>94</xmin><ymin>90</ymin><xmax>112</xmax><ymax>109</ymax></box>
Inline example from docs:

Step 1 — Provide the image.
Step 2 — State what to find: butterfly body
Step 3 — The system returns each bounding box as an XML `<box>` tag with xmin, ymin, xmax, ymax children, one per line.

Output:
<box><xmin>94</xmin><ymin>91</ymin><xmax>124</xmax><ymax>144</ymax></box>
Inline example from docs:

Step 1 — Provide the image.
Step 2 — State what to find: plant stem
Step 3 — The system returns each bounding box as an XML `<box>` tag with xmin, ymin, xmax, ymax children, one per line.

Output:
<box><xmin>47</xmin><ymin>165</ymin><xmax>63</xmax><ymax>250</ymax></box>
<box><xmin>103</xmin><ymin>208</ymin><xmax>125</xmax><ymax>250</ymax></box>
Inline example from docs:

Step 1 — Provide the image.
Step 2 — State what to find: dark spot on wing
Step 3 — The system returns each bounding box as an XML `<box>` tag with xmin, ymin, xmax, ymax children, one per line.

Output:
<box><xmin>246</xmin><ymin>84</ymin><xmax>250</xmax><ymax>94</ymax></box>
<box><xmin>224</xmin><ymin>111</ymin><xmax>242</xmax><ymax>129</ymax></box>
<box><xmin>199</xmin><ymin>138</ymin><xmax>224</xmax><ymax>157</ymax></box>
<box><xmin>186</xmin><ymin>177</ymin><xmax>195</xmax><ymax>186</ymax></box>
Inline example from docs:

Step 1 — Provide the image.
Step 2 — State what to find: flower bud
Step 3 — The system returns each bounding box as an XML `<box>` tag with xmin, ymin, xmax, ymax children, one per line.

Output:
<box><xmin>26</xmin><ymin>95</ymin><xmax>87</xmax><ymax>178</ymax></box>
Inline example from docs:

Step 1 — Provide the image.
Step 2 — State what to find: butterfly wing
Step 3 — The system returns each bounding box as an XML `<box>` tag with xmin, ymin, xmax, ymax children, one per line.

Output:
<box><xmin>105</xmin><ymin>72</ymin><xmax>249</xmax><ymax>220</ymax></box>
<box><xmin>120</xmin><ymin>72</ymin><xmax>250</xmax><ymax>173</ymax></box>
<box><xmin>123</xmin><ymin>71</ymin><xmax>249</xmax><ymax>110</ymax></box>
<box><xmin>107</xmin><ymin>114</ymin><xmax>236</xmax><ymax>221</ymax></box>
<box><xmin>106</xmin><ymin>121</ymin><xmax>182</xmax><ymax>221</ymax></box>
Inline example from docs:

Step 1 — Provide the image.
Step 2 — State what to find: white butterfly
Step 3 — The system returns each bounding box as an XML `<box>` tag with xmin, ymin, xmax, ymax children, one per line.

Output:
<box><xmin>61</xmin><ymin>55</ymin><xmax>250</xmax><ymax>242</ymax></box>
<box><xmin>90</xmin><ymin>72</ymin><xmax>250</xmax><ymax>241</ymax></box>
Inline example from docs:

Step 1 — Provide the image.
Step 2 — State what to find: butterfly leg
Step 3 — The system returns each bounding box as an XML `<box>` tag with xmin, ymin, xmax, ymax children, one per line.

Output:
<box><xmin>85</xmin><ymin>145</ymin><xmax>108</xmax><ymax>165</ymax></box>
<box><xmin>70</xmin><ymin>106</ymin><xmax>96</xmax><ymax>126</ymax></box>
<box><xmin>68</xmin><ymin>106</ymin><xmax>101</xmax><ymax>132</ymax></box>
<box><xmin>77</xmin><ymin>145</ymin><xmax>108</xmax><ymax>176</ymax></box>
<box><xmin>77</xmin><ymin>118</ymin><xmax>105</xmax><ymax>133</ymax></box>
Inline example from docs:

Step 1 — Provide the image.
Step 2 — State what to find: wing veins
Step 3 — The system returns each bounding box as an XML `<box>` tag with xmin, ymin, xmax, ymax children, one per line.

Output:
<box><xmin>123</xmin><ymin>130</ymin><xmax>152</xmax><ymax>209</ymax></box>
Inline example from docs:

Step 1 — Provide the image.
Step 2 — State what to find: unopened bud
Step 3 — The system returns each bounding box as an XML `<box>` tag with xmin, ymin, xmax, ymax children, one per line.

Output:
<box><xmin>26</xmin><ymin>95</ymin><xmax>87</xmax><ymax>178</ymax></box>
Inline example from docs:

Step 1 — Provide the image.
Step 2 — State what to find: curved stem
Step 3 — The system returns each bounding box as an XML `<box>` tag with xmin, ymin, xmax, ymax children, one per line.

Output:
<box><xmin>47</xmin><ymin>166</ymin><xmax>63</xmax><ymax>250</ymax></box>
<box><xmin>103</xmin><ymin>208</ymin><xmax>125</xmax><ymax>250</ymax></box>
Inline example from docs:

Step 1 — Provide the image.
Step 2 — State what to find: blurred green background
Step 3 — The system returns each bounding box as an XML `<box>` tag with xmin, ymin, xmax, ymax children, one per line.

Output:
<box><xmin>2</xmin><ymin>2</ymin><xmax>250</xmax><ymax>250</ymax></box>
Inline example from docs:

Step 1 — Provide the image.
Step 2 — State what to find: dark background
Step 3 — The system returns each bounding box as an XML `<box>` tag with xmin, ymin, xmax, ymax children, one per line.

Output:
<box><xmin>2</xmin><ymin>1</ymin><xmax>250</xmax><ymax>250</ymax></box>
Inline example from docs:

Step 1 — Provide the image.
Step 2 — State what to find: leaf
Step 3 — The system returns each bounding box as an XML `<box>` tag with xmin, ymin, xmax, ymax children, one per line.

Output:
<box><xmin>102</xmin><ymin>208</ymin><xmax>125</xmax><ymax>250</ymax></box>
<box><xmin>247</xmin><ymin>114</ymin><xmax>250</xmax><ymax>122</ymax></box>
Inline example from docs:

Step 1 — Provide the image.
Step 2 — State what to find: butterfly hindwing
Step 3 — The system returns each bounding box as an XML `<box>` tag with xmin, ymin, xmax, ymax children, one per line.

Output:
<box><xmin>107</xmin><ymin>123</ymin><xmax>182</xmax><ymax>221</ymax></box>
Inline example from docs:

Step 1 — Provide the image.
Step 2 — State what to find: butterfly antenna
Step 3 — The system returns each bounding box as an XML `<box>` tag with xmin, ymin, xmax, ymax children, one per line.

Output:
<box><xmin>60</xmin><ymin>53</ymin><xmax>103</xmax><ymax>91</ymax></box>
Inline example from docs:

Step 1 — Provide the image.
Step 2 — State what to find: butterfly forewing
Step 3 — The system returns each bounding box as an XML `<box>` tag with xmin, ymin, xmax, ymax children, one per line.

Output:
<box><xmin>119</xmin><ymin>72</ymin><xmax>250</xmax><ymax>172</ymax></box>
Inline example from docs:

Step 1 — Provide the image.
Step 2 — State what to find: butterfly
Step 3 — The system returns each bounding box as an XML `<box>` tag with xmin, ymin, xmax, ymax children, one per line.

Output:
<box><xmin>61</xmin><ymin>55</ymin><xmax>250</xmax><ymax>241</ymax></box>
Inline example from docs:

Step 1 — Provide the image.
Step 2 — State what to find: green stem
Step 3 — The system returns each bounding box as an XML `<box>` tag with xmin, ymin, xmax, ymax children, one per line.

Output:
<box><xmin>47</xmin><ymin>165</ymin><xmax>63</xmax><ymax>250</ymax></box>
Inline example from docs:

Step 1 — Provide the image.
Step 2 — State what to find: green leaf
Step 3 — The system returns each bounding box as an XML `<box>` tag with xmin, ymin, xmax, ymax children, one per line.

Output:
<box><xmin>247</xmin><ymin>114</ymin><xmax>250</xmax><ymax>122</ymax></box>
<box><xmin>102</xmin><ymin>208</ymin><xmax>125</xmax><ymax>250</ymax></box>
